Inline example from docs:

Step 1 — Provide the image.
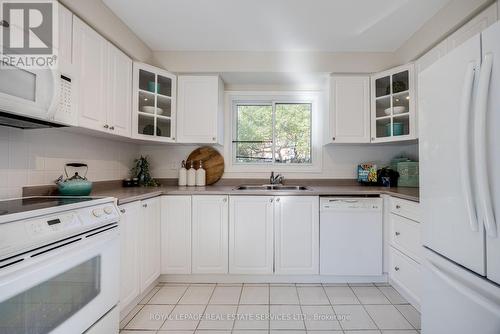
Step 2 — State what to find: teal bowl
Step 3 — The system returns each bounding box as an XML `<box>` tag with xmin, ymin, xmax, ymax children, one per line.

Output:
<box><xmin>147</xmin><ymin>81</ymin><xmax>160</xmax><ymax>93</ymax></box>
<box><xmin>386</xmin><ymin>122</ymin><xmax>404</xmax><ymax>136</ymax></box>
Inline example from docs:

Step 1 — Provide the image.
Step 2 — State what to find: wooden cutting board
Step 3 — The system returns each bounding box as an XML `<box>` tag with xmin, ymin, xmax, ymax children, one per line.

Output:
<box><xmin>186</xmin><ymin>146</ymin><xmax>225</xmax><ymax>185</ymax></box>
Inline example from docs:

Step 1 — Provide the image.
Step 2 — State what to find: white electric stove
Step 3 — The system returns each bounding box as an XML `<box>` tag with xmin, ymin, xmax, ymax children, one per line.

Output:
<box><xmin>0</xmin><ymin>196</ymin><xmax>121</xmax><ymax>334</ymax></box>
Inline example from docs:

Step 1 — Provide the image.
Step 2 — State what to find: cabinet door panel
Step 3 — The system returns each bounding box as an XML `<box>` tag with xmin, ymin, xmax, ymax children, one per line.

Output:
<box><xmin>229</xmin><ymin>196</ymin><xmax>274</xmax><ymax>274</ymax></box>
<box><xmin>192</xmin><ymin>196</ymin><xmax>228</xmax><ymax>274</ymax></box>
<box><xmin>274</xmin><ymin>196</ymin><xmax>319</xmax><ymax>275</ymax></box>
<box><xmin>73</xmin><ymin>17</ymin><xmax>107</xmax><ymax>131</ymax></box>
<box><xmin>177</xmin><ymin>76</ymin><xmax>220</xmax><ymax>143</ymax></box>
<box><xmin>161</xmin><ymin>196</ymin><xmax>192</xmax><ymax>274</ymax></box>
<box><xmin>119</xmin><ymin>201</ymin><xmax>141</xmax><ymax>312</ymax></box>
<box><xmin>330</xmin><ymin>76</ymin><xmax>370</xmax><ymax>143</ymax></box>
<box><xmin>140</xmin><ymin>197</ymin><xmax>161</xmax><ymax>290</ymax></box>
<box><xmin>108</xmin><ymin>46</ymin><xmax>132</xmax><ymax>137</ymax></box>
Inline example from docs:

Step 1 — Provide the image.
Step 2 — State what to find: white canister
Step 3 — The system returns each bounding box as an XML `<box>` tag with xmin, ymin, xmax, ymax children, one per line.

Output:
<box><xmin>196</xmin><ymin>160</ymin><xmax>206</xmax><ymax>186</ymax></box>
<box><xmin>178</xmin><ymin>160</ymin><xmax>187</xmax><ymax>186</ymax></box>
<box><xmin>187</xmin><ymin>161</ymin><xmax>196</xmax><ymax>186</ymax></box>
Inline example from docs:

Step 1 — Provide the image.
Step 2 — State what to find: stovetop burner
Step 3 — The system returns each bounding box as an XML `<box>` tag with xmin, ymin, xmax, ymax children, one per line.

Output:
<box><xmin>0</xmin><ymin>197</ymin><xmax>98</xmax><ymax>216</ymax></box>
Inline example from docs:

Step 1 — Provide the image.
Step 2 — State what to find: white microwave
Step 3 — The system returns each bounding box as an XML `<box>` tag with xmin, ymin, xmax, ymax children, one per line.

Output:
<box><xmin>0</xmin><ymin>62</ymin><xmax>77</xmax><ymax>129</ymax></box>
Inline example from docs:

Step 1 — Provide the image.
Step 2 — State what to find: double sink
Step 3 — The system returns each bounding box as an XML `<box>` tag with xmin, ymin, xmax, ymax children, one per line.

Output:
<box><xmin>234</xmin><ymin>185</ymin><xmax>310</xmax><ymax>191</ymax></box>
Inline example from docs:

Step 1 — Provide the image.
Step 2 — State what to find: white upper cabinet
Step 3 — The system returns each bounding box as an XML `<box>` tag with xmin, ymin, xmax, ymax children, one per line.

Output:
<box><xmin>229</xmin><ymin>196</ymin><xmax>274</xmax><ymax>274</ymax></box>
<box><xmin>73</xmin><ymin>17</ymin><xmax>108</xmax><ymax>131</ymax></box>
<box><xmin>161</xmin><ymin>196</ymin><xmax>192</xmax><ymax>274</ymax></box>
<box><xmin>274</xmin><ymin>196</ymin><xmax>319</xmax><ymax>275</ymax></box>
<box><xmin>176</xmin><ymin>75</ymin><xmax>224</xmax><ymax>144</ymax></box>
<box><xmin>139</xmin><ymin>197</ymin><xmax>161</xmax><ymax>291</ymax></box>
<box><xmin>192</xmin><ymin>196</ymin><xmax>229</xmax><ymax>274</ymax></box>
<box><xmin>73</xmin><ymin>17</ymin><xmax>132</xmax><ymax>136</ymax></box>
<box><xmin>329</xmin><ymin>75</ymin><xmax>371</xmax><ymax>143</ymax></box>
<box><xmin>132</xmin><ymin>62</ymin><xmax>176</xmax><ymax>142</ymax></box>
<box><xmin>58</xmin><ymin>4</ymin><xmax>73</xmax><ymax>72</ymax></box>
<box><xmin>108</xmin><ymin>46</ymin><xmax>132</xmax><ymax>137</ymax></box>
<box><xmin>371</xmin><ymin>64</ymin><xmax>416</xmax><ymax>143</ymax></box>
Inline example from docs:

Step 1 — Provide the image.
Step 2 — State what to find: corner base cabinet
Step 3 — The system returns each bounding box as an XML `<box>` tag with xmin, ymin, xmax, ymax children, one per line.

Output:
<box><xmin>119</xmin><ymin>197</ymin><xmax>161</xmax><ymax>315</ymax></box>
<box><xmin>140</xmin><ymin>197</ymin><xmax>161</xmax><ymax>291</ymax></box>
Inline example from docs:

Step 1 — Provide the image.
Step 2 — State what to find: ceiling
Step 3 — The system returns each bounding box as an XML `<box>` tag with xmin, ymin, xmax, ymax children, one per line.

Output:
<box><xmin>103</xmin><ymin>0</ymin><xmax>450</xmax><ymax>52</ymax></box>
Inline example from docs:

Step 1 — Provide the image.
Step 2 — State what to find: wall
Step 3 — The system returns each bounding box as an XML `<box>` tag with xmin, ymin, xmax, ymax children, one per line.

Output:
<box><xmin>394</xmin><ymin>0</ymin><xmax>495</xmax><ymax>63</ymax></box>
<box><xmin>59</xmin><ymin>0</ymin><xmax>153</xmax><ymax>62</ymax></box>
<box><xmin>0</xmin><ymin>127</ymin><xmax>139</xmax><ymax>199</ymax></box>
<box><xmin>141</xmin><ymin>142</ymin><xmax>418</xmax><ymax>180</ymax></box>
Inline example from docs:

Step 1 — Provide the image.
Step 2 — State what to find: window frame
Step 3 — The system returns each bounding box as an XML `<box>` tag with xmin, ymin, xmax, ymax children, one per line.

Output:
<box><xmin>225</xmin><ymin>91</ymin><xmax>323</xmax><ymax>173</ymax></box>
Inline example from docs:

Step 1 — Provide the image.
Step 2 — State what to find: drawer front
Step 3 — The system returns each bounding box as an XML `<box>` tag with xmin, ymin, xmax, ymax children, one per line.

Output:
<box><xmin>390</xmin><ymin>214</ymin><xmax>422</xmax><ymax>262</ymax></box>
<box><xmin>390</xmin><ymin>246</ymin><xmax>421</xmax><ymax>303</ymax></box>
<box><xmin>391</xmin><ymin>197</ymin><xmax>421</xmax><ymax>222</ymax></box>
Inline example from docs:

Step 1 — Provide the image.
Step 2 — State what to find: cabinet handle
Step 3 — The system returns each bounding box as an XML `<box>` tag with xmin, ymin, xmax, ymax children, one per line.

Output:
<box><xmin>172</xmin><ymin>137</ymin><xmax>176</xmax><ymax>140</ymax></box>
<box><xmin>394</xmin><ymin>266</ymin><xmax>400</xmax><ymax>271</ymax></box>
<box><xmin>276</xmin><ymin>198</ymin><xmax>280</xmax><ymax>202</ymax></box>
<box><xmin>109</xmin><ymin>126</ymin><xmax>115</xmax><ymax>130</ymax></box>
<box><xmin>332</xmin><ymin>137</ymin><xmax>336</xmax><ymax>141</ymax></box>
<box><xmin>270</xmin><ymin>198</ymin><xmax>274</xmax><ymax>203</ymax></box>
<box><xmin>103</xmin><ymin>124</ymin><xmax>109</xmax><ymax>129</ymax></box>
<box><xmin>371</xmin><ymin>137</ymin><xmax>375</xmax><ymax>141</ymax></box>
<box><xmin>395</xmin><ymin>231</ymin><xmax>401</xmax><ymax>236</ymax></box>
<box><xmin>223</xmin><ymin>197</ymin><xmax>227</xmax><ymax>202</ymax></box>
<box><xmin>212</xmin><ymin>137</ymin><xmax>216</xmax><ymax>141</ymax></box>
<box><xmin>120</xmin><ymin>209</ymin><xmax>126</xmax><ymax>214</ymax></box>
<box><xmin>143</xmin><ymin>203</ymin><xmax>148</xmax><ymax>208</ymax></box>
<box><xmin>396</xmin><ymin>205</ymin><xmax>401</xmax><ymax>209</ymax></box>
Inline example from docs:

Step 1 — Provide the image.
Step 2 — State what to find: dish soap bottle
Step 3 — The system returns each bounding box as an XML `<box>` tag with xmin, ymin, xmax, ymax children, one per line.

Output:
<box><xmin>187</xmin><ymin>161</ymin><xmax>196</xmax><ymax>186</ymax></box>
<box><xmin>196</xmin><ymin>160</ymin><xmax>206</xmax><ymax>186</ymax></box>
<box><xmin>178</xmin><ymin>160</ymin><xmax>187</xmax><ymax>186</ymax></box>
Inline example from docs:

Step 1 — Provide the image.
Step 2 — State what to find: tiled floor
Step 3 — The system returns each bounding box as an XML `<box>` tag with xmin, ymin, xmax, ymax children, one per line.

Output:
<box><xmin>120</xmin><ymin>283</ymin><xmax>421</xmax><ymax>334</ymax></box>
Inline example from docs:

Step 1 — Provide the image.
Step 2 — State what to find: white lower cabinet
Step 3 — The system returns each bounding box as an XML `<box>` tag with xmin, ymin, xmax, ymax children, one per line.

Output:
<box><xmin>139</xmin><ymin>197</ymin><xmax>161</xmax><ymax>291</ymax></box>
<box><xmin>387</xmin><ymin>197</ymin><xmax>422</xmax><ymax>307</ymax></box>
<box><xmin>274</xmin><ymin>196</ymin><xmax>319</xmax><ymax>275</ymax></box>
<box><xmin>118</xmin><ymin>201</ymin><xmax>141</xmax><ymax>313</ymax></box>
<box><xmin>119</xmin><ymin>197</ymin><xmax>161</xmax><ymax>314</ymax></box>
<box><xmin>229</xmin><ymin>196</ymin><xmax>274</xmax><ymax>274</ymax></box>
<box><xmin>192</xmin><ymin>196</ymin><xmax>229</xmax><ymax>274</ymax></box>
<box><xmin>161</xmin><ymin>196</ymin><xmax>192</xmax><ymax>274</ymax></box>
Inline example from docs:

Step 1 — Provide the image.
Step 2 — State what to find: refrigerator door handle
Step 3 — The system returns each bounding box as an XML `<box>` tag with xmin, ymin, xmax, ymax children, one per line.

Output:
<box><xmin>460</xmin><ymin>61</ymin><xmax>479</xmax><ymax>232</ymax></box>
<box><xmin>427</xmin><ymin>259</ymin><xmax>500</xmax><ymax>314</ymax></box>
<box><xmin>474</xmin><ymin>53</ymin><xmax>497</xmax><ymax>238</ymax></box>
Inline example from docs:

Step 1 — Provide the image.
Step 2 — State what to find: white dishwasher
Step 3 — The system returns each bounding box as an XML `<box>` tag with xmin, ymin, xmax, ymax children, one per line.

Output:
<box><xmin>320</xmin><ymin>197</ymin><xmax>383</xmax><ymax>276</ymax></box>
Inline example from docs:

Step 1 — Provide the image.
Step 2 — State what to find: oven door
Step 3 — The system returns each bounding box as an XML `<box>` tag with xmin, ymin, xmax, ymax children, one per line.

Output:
<box><xmin>0</xmin><ymin>61</ymin><xmax>60</xmax><ymax>121</ymax></box>
<box><xmin>0</xmin><ymin>226</ymin><xmax>119</xmax><ymax>334</ymax></box>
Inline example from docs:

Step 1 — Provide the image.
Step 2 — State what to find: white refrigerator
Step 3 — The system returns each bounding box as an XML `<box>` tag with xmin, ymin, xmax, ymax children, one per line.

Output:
<box><xmin>419</xmin><ymin>21</ymin><xmax>500</xmax><ymax>333</ymax></box>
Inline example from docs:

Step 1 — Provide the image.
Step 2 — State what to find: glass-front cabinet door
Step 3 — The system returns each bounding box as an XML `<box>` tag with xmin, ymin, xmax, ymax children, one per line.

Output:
<box><xmin>132</xmin><ymin>62</ymin><xmax>176</xmax><ymax>142</ymax></box>
<box><xmin>371</xmin><ymin>64</ymin><xmax>416</xmax><ymax>143</ymax></box>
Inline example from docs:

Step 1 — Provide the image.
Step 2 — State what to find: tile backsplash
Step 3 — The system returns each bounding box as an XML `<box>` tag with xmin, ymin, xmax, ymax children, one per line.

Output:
<box><xmin>0</xmin><ymin>126</ymin><xmax>139</xmax><ymax>199</ymax></box>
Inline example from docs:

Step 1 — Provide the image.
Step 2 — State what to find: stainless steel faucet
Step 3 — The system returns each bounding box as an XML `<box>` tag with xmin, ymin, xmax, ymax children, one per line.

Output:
<box><xmin>270</xmin><ymin>171</ymin><xmax>285</xmax><ymax>185</ymax></box>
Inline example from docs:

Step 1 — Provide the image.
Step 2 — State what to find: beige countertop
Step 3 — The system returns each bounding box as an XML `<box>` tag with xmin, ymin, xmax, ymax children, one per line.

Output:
<box><xmin>90</xmin><ymin>184</ymin><xmax>420</xmax><ymax>205</ymax></box>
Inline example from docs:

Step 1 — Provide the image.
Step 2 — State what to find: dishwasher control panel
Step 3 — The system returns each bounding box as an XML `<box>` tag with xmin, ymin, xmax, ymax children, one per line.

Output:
<box><xmin>320</xmin><ymin>197</ymin><xmax>382</xmax><ymax>210</ymax></box>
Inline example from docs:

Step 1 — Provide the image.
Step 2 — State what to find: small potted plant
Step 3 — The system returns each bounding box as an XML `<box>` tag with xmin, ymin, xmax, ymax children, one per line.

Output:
<box><xmin>131</xmin><ymin>156</ymin><xmax>159</xmax><ymax>187</ymax></box>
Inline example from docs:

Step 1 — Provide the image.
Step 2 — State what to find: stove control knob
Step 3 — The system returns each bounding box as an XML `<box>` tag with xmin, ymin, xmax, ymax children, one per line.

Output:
<box><xmin>104</xmin><ymin>206</ymin><xmax>114</xmax><ymax>215</ymax></box>
<box><xmin>92</xmin><ymin>209</ymin><xmax>104</xmax><ymax>218</ymax></box>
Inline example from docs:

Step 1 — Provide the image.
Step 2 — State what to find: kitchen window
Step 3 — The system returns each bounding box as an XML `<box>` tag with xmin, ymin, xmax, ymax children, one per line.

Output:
<box><xmin>233</xmin><ymin>102</ymin><xmax>312</xmax><ymax>165</ymax></box>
